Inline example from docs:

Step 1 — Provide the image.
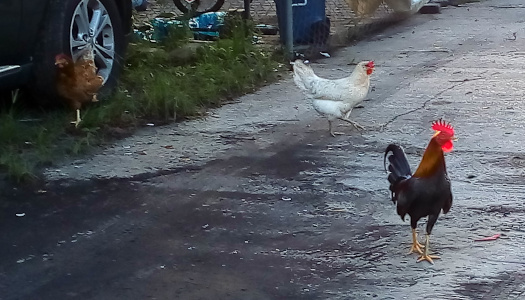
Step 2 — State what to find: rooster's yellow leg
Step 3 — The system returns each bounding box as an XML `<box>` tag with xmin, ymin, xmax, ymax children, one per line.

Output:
<box><xmin>408</xmin><ymin>228</ymin><xmax>424</xmax><ymax>255</ymax></box>
<box><xmin>416</xmin><ymin>234</ymin><xmax>440</xmax><ymax>264</ymax></box>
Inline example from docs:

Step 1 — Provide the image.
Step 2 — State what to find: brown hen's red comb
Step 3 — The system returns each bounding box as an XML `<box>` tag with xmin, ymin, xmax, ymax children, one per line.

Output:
<box><xmin>55</xmin><ymin>53</ymin><xmax>72</xmax><ymax>61</ymax></box>
<box><xmin>431</xmin><ymin>119</ymin><xmax>454</xmax><ymax>135</ymax></box>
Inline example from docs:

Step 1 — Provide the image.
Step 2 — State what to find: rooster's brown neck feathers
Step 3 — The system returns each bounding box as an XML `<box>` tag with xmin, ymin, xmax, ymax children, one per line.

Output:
<box><xmin>413</xmin><ymin>138</ymin><xmax>446</xmax><ymax>177</ymax></box>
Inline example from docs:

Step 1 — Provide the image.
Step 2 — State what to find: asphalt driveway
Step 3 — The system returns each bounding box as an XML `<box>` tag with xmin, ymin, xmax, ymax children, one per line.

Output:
<box><xmin>2</xmin><ymin>1</ymin><xmax>525</xmax><ymax>299</ymax></box>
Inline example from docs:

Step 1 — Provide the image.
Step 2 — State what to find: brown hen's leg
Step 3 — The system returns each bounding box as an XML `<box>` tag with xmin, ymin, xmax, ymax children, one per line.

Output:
<box><xmin>72</xmin><ymin>109</ymin><xmax>82</xmax><ymax>128</ymax></box>
<box><xmin>408</xmin><ymin>228</ymin><xmax>424</xmax><ymax>255</ymax></box>
<box><xmin>417</xmin><ymin>234</ymin><xmax>440</xmax><ymax>264</ymax></box>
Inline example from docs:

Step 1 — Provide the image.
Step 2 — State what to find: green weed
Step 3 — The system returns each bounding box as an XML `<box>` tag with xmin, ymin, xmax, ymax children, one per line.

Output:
<box><xmin>0</xmin><ymin>17</ymin><xmax>283</xmax><ymax>182</ymax></box>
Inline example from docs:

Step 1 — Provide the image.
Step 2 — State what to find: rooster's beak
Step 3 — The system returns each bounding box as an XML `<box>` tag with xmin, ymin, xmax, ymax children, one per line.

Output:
<box><xmin>452</xmin><ymin>136</ymin><xmax>458</xmax><ymax>142</ymax></box>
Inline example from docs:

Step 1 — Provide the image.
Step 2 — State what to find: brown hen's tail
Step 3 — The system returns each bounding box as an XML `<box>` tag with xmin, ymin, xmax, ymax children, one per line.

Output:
<box><xmin>384</xmin><ymin>144</ymin><xmax>412</xmax><ymax>201</ymax></box>
<box><xmin>77</xmin><ymin>44</ymin><xmax>96</xmax><ymax>66</ymax></box>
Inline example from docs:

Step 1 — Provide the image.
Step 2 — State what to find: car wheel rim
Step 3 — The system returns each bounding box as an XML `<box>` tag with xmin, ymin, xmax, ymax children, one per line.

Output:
<box><xmin>70</xmin><ymin>0</ymin><xmax>115</xmax><ymax>84</ymax></box>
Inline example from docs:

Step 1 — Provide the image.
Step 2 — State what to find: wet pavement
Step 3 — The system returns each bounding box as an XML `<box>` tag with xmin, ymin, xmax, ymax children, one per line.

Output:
<box><xmin>2</xmin><ymin>0</ymin><xmax>525</xmax><ymax>299</ymax></box>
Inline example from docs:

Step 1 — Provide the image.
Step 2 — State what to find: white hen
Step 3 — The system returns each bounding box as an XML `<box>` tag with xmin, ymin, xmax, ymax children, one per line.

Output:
<box><xmin>293</xmin><ymin>60</ymin><xmax>375</xmax><ymax>137</ymax></box>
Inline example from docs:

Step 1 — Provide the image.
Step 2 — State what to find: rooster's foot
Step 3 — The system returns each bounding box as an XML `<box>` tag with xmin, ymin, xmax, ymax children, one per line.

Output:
<box><xmin>408</xmin><ymin>228</ymin><xmax>424</xmax><ymax>255</ymax></box>
<box><xmin>416</xmin><ymin>254</ymin><xmax>440</xmax><ymax>264</ymax></box>
<box><xmin>408</xmin><ymin>241</ymin><xmax>424</xmax><ymax>255</ymax></box>
<box><xmin>416</xmin><ymin>234</ymin><xmax>439</xmax><ymax>264</ymax></box>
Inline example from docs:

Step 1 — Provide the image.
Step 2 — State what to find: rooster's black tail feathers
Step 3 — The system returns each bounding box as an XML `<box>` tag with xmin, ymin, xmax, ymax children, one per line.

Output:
<box><xmin>384</xmin><ymin>144</ymin><xmax>412</xmax><ymax>202</ymax></box>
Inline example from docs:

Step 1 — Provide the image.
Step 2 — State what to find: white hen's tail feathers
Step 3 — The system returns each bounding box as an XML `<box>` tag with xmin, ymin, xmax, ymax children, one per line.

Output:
<box><xmin>293</xmin><ymin>60</ymin><xmax>315</xmax><ymax>79</ymax></box>
<box><xmin>293</xmin><ymin>60</ymin><xmax>317</xmax><ymax>92</ymax></box>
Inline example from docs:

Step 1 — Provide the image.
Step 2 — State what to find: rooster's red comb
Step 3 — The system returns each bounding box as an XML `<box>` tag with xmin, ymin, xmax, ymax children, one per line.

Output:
<box><xmin>366</xmin><ymin>61</ymin><xmax>375</xmax><ymax>68</ymax></box>
<box><xmin>431</xmin><ymin>119</ymin><xmax>454</xmax><ymax>135</ymax></box>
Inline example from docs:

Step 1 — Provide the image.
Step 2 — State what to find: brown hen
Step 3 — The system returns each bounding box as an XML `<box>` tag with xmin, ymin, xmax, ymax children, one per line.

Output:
<box><xmin>55</xmin><ymin>44</ymin><xmax>104</xmax><ymax>127</ymax></box>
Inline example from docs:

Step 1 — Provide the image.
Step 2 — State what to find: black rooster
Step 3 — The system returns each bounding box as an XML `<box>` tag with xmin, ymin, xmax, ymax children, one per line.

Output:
<box><xmin>384</xmin><ymin>119</ymin><xmax>456</xmax><ymax>264</ymax></box>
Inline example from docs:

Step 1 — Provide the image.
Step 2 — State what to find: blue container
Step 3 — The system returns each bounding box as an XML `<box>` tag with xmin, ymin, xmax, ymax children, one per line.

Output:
<box><xmin>275</xmin><ymin>0</ymin><xmax>330</xmax><ymax>45</ymax></box>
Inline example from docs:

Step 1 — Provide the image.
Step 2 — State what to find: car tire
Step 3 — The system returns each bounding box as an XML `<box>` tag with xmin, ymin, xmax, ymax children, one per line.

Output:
<box><xmin>172</xmin><ymin>0</ymin><xmax>225</xmax><ymax>17</ymax></box>
<box><xmin>31</xmin><ymin>0</ymin><xmax>126</xmax><ymax>106</ymax></box>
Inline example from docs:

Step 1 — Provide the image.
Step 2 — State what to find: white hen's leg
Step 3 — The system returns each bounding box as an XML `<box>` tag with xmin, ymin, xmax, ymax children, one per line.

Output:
<box><xmin>328</xmin><ymin>120</ymin><xmax>336</xmax><ymax>137</ymax></box>
<box><xmin>329</xmin><ymin>119</ymin><xmax>346</xmax><ymax>137</ymax></box>
<box><xmin>340</xmin><ymin>117</ymin><xmax>365</xmax><ymax>130</ymax></box>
